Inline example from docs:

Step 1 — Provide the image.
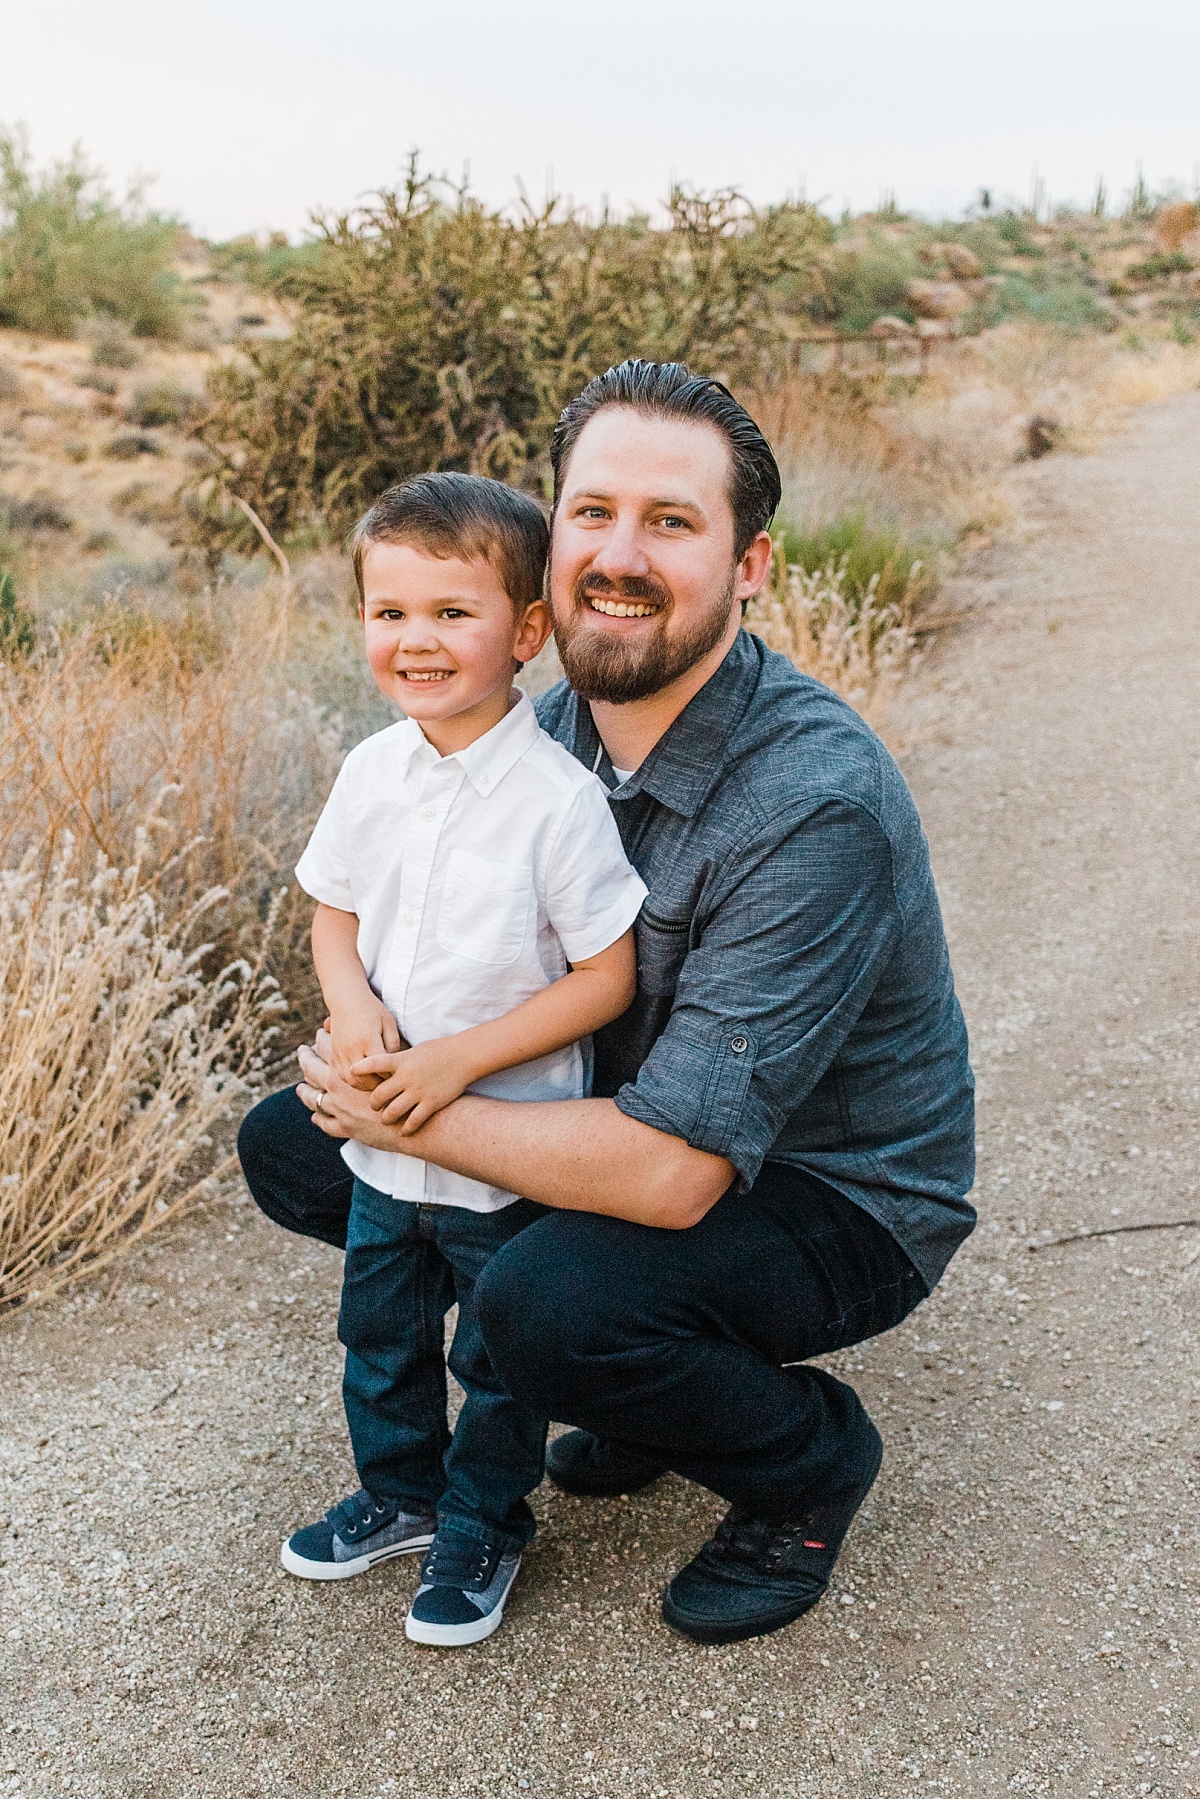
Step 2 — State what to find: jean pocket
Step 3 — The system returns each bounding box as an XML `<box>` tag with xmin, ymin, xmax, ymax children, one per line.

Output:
<box><xmin>435</xmin><ymin>849</ymin><xmax>531</xmax><ymax>966</ymax></box>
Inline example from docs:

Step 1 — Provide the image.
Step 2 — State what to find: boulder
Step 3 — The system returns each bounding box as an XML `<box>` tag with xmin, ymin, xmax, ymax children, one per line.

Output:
<box><xmin>906</xmin><ymin>279</ymin><xmax>972</xmax><ymax>321</ymax></box>
<box><xmin>868</xmin><ymin>315</ymin><xmax>914</xmax><ymax>337</ymax></box>
<box><xmin>938</xmin><ymin>242</ymin><xmax>984</xmax><ymax>280</ymax></box>
<box><xmin>1156</xmin><ymin>202</ymin><xmax>1200</xmax><ymax>253</ymax></box>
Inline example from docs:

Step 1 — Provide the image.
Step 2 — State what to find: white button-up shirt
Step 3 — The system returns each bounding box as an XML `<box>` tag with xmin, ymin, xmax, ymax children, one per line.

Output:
<box><xmin>295</xmin><ymin>693</ymin><xmax>647</xmax><ymax>1211</ymax></box>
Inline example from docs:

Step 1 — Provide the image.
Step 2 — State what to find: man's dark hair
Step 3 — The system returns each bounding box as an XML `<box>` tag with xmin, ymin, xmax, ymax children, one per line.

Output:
<box><xmin>350</xmin><ymin>472</ymin><xmax>548</xmax><ymax>611</ymax></box>
<box><xmin>550</xmin><ymin>360</ymin><xmax>782</xmax><ymax>559</ymax></box>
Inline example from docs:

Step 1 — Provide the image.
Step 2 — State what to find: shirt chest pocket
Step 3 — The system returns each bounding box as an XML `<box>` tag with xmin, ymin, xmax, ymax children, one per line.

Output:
<box><xmin>435</xmin><ymin>849</ymin><xmax>532</xmax><ymax>966</ymax></box>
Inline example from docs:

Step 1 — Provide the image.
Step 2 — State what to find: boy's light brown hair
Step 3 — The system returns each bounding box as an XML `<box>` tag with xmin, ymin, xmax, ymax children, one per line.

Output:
<box><xmin>350</xmin><ymin>473</ymin><xmax>548</xmax><ymax>613</ymax></box>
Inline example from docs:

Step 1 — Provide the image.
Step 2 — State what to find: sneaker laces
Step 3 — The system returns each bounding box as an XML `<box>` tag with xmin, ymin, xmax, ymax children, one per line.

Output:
<box><xmin>327</xmin><ymin>1488</ymin><xmax>395</xmax><ymax>1539</ymax></box>
<box><xmin>422</xmin><ymin>1533</ymin><xmax>499</xmax><ymax>1590</ymax></box>
<box><xmin>707</xmin><ymin>1508</ymin><xmax>829</xmax><ymax>1571</ymax></box>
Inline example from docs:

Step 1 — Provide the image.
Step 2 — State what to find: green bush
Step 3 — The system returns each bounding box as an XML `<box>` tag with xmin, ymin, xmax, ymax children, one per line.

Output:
<box><xmin>776</xmin><ymin>512</ymin><xmax>931</xmax><ymax>616</ymax></box>
<box><xmin>985</xmin><ymin>271</ymin><xmax>1112</xmax><ymax>334</ymax></box>
<box><xmin>0</xmin><ymin>569</ymin><xmax>35</xmax><ymax>660</ymax></box>
<box><xmin>0</xmin><ymin>126</ymin><xmax>186</xmax><ymax>339</ymax></box>
<box><xmin>186</xmin><ymin>166</ymin><xmax>833</xmax><ymax>555</ymax></box>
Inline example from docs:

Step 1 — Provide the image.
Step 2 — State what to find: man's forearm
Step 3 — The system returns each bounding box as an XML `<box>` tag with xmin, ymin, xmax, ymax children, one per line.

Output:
<box><xmin>395</xmin><ymin>1094</ymin><xmax>731</xmax><ymax>1227</ymax></box>
<box><xmin>299</xmin><ymin>1043</ymin><xmax>733</xmax><ymax>1228</ymax></box>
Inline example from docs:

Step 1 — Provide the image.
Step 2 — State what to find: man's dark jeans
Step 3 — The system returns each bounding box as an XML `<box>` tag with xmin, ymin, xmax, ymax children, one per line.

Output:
<box><xmin>238</xmin><ymin>1087</ymin><xmax>926</xmax><ymax>1525</ymax></box>
<box><xmin>237</xmin><ymin>1087</ymin><xmax>547</xmax><ymax>1548</ymax></box>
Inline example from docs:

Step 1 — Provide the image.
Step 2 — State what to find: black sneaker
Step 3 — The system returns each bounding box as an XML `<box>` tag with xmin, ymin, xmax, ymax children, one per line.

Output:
<box><xmin>661</xmin><ymin>1435</ymin><xmax>884</xmax><ymax>1645</ymax></box>
<box><xmin>281</xmin><ymin>1488</ymin><xmax>436</xmax><ymax>1581</ymax></box>
<box><xmin>545</xmin><ymin>1429</ymin><xmax>668</xmax><ymax>1497</ymax></box>
<box><xmin>405</xmin><ymin>1527</ymin><xmax>522</xmax><ymax>1646</ymax></box>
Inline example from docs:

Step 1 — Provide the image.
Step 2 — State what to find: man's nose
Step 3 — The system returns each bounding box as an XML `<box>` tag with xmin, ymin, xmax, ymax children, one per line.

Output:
<box><xmin>589</xmin><ymin>518</ymin><xmax>651</xmax><ymax>583</ymax></box>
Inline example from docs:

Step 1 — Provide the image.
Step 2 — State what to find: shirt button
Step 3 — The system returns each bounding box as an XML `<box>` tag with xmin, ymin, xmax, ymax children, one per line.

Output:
<box><xmin>479</xmin><ymin>772</ymin><xmax>490</xmax><ymax>785</ymax></box>
<box><xmin>421</xmin><ymin>808</ymin><xmax>436</xmax><ymax>822</ymax></box>
<box><xmin>730</xmin><ymin>1035</ymin><xmax>749</xmax><ymax>1055</ymax></box>
<box><xmin>402</xmin><ymin>911</ymin><xmax>415</xmax><ymax>927</ymax></box>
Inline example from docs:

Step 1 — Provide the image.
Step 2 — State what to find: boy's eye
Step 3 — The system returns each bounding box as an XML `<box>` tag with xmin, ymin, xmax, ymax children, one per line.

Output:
<box><xmin>379</xmin><ymin>608</ymin><xmax>404</xmax><ymax>621</ymax></box>
<box><xmin>440</xmin><ymin>607</ymin><xmax>468</xmax><ymax>619</ymax></box>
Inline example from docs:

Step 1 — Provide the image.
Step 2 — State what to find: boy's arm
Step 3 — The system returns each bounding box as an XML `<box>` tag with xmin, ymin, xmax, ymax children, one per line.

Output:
<box><xmin>354</xmin><ymin>929</ymin><xmax>636</xmax><ymax>1134</ymax></box>
<box><xmin>311</xmin><ymin>903</ymin><xmax>402</xmax><ymax>1085</ymax></box>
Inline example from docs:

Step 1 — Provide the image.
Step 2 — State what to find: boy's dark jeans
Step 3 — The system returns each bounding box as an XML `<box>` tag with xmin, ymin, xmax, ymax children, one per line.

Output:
<box><xmin>237</xmin><ymin>1087</ymin><xmax>547</xmax><ymax>1549</ymax></box>
<box><xmin>238</xmin><ymin>1086</ymin><xmax>925</xmax><ymax>1528</ymax></box>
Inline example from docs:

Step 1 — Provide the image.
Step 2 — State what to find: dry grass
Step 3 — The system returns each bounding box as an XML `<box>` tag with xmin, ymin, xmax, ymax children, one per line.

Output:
<box><xmin>746</xmin><ymin>548</ymin><xmax>917</xmax><ymax>728</ymax></box>
<box><xmin>0</xmin><ymin>589</ymin><xmax>353</xmax><ymax>1308</ymax></box>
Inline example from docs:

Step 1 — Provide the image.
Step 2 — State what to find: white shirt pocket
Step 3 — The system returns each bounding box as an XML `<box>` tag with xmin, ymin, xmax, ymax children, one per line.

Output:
<box><xmin>435</xmin><ymin>848</ymin><xmax>532</xmax><ymax>966</ymax></box>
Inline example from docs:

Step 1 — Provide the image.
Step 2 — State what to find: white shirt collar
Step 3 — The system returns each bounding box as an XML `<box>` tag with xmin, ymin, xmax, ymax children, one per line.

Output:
<box><xmin>395</xmin><ymin>690</ymin><xmax>541</xmax><ymax>798</ymax></box>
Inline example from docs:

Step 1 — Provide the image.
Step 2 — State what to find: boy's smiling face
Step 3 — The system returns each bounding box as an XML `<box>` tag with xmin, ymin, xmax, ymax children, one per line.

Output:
<box><xmin>360</xmin><ymin>540</ymin><xmax>550</xmax><ymax>755</ymax></box>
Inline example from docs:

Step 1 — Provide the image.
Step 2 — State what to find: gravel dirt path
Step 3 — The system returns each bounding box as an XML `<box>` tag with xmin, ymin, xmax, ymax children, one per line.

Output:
<box><xmin>3</xmin><ymin>391</ymin><xmax>1199</xmax><ymax>1797</ymax></box>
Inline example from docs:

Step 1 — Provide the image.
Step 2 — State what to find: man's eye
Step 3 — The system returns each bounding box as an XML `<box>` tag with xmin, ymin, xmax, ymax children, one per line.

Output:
<box><xmin>660</xmin><ymin>515</ymin><xmax>689</xmax><ymax>531</ymax></box>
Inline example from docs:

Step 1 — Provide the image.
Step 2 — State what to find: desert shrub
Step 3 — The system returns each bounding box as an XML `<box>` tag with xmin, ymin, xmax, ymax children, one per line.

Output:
<box><xmin>89</xmin><ymin>322</ymin><xmax>140</xmax><ymax>367</ymax></box>
<box><xmin>775</xmin><ymin>512</ymin><xmax>930</xmax><ymax>614</ymax></box>
<box><xmin>129</xmin><ymin>376</ymin><xmax>196</xmax><ymax>428</ymax></box>
<box><xmin>1125</xmin><ymin>251</ymin><xmax>1192</xmax><ymax>282</ymax></box>
<box><xmin>186</xmin><ymin>167</ymin><xmax>832</xmax><ymax>556</ymax></box>
<box><xmin>745</xmin><ymin>547</ymin><xmax>914</xmax><ymax>724</ymax></box>
<box><xmin>0</xmin><ymin>126</ymin><xmax>185</xmax><ymax>340</ymax></box>
<box><xmin>0</xmin><ymin>837</ymin><xmax>285</xmax><ymax>1308</ymax></box>
<box><xmin>983</xmin><ymin>271</ymin><xmax>1112</xmax><ymax>335</ymax></box>
<box><xmin>0</xmin><ymin>490</ymin><xmax>73</xmax><ymax>532</ymax></box>
<box><xmin>105</xmin><ymin>429</ymin><xmax>160</xmax><ymax>459</ymax></box>
<box><xmin>0</xmin><ymin>569</ymin><xmax>35</xmax><ymax>660</ymax></box>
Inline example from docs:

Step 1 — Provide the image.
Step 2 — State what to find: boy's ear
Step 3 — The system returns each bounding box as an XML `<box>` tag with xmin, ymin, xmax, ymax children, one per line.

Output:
<box><xmin>513</xmin><ymin>596</ymin><xmax>553</xmax><ymax>666</ymax></box>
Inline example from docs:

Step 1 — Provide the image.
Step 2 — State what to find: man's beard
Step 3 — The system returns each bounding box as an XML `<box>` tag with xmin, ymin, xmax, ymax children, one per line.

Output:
<box><xmin>553</xmin><ymin>569</ymin><xmax>737</xmax><ymax>705</ymax></box>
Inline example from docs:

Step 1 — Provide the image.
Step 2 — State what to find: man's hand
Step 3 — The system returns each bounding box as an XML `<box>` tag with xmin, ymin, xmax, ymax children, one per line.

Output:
<box><xmin>296</xmin><ymin>1029</ymin><xmax>735</xmax><ymax>1230</ymax></box>
<box><xmin>353</xmin><ymin>1037</ymin><xmax>478</xmax><ymax>1133</ymax></box>
<box><xmin>298</xmin><ymin>1033</ymin><xmax>399</xmax><ymax>1148</ymax></box>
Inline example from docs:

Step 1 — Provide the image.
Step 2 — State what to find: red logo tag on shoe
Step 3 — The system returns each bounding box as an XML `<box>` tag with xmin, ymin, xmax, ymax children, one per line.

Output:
<box><xmin>802</xmin><ymin>1540</ymin><xmax>827</xmax><ymax>1549</ymax></box>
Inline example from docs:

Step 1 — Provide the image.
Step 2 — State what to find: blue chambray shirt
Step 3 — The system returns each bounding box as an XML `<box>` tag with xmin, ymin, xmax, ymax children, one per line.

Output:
<box><xmin>535</xmin><ymin>628</ymin><xmax>976</xmax><ymax>1291</ymax></box>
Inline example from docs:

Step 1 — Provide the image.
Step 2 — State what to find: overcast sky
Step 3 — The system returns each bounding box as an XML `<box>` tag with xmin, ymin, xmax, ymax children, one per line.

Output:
<box><xmin>3</xmin><ymin>0</ymin><xmax>1197</xmax><ymax>239</ymax></box>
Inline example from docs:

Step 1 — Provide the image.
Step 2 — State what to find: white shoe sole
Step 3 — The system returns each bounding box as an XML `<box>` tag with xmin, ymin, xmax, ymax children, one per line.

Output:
<box><xmin>404</xmin><ymin>1559</ymin><xmax>520</xmax><ymax>1646</ymax></box>
<box><xmin>280</xmin><ymin>1531</ymin><xmax>434</xmax><ymax>1581</ymax></box>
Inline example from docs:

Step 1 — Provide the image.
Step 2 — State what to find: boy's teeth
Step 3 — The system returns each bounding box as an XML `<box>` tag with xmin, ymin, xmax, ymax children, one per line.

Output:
<box><xmin>589</xmin><ymin>599</ymin><xmax>657</xmax><ymax>618</ymax></box>
<box><xmin>403</xmin><ymin>671</ymin><xmax>453</xmax><ymax>681</ymax></box>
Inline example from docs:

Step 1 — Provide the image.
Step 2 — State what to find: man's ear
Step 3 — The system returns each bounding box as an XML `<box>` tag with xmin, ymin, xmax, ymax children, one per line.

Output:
<box><xmin>734</xmin><ymin>530</ymin><xmax>775</xmax><ymax>606</ymax></box>
<box><xmin>514</xmin><ymin>597</ymin><xmax>554</xmax><ymax>666</ymax></box>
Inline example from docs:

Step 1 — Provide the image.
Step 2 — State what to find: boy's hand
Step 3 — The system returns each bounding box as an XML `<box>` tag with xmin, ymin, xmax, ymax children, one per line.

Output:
<box><xmin>328</xmin><ymin>992</ymin><xmax>403</xmax><ymax>1090</ymax></box>
<box><xmin>352</xmin><ymin>1037</ymin><xmax>479</xmax><ymax>1133</ymax></box>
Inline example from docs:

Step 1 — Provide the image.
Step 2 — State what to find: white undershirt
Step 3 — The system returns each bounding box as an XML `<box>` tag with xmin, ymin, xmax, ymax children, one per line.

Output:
<box><xmin>611</xmin><ymin>765</ymin><xmax>637</xmax><ymax>785</ymax></box>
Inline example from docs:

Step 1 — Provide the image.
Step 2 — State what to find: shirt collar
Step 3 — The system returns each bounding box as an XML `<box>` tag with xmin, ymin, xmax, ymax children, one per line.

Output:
<box><xmin>567</xmin><ymin>630</ymin><xmax>764</xmax><ymax>818</ymax></box>
<box><xmin>396</xmin><ymin>690</ymin><xmax>542</xmax><ymax>798</ymax></box>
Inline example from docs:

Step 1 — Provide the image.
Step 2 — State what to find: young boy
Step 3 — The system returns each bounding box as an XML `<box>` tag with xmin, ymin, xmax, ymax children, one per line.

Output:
<box><xmin>280</xmin><ymin>473</ymin><xmax>646</xmax><ymax>1647</ymax></box>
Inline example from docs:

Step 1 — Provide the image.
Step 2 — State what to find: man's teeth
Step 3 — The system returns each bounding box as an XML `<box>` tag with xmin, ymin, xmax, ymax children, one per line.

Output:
<box><xmin>588</xmin><ymin>598</ymin><xmax>658</xmax><ymax>618</ymax></box>
<box><xmin>402</xmin><ymin>670</ymin><xmax>454</xmax><ymax>682</ymax></box>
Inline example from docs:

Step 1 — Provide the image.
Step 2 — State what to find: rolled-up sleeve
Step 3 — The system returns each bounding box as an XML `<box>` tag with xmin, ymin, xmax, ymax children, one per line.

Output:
<box><xmin>614</xmin><ymin>799</ymin><xmax>901</xmax><ymax>1187</ymax></box>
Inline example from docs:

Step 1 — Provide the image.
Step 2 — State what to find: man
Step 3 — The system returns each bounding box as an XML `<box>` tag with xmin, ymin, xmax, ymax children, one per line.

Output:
<box><xmin>239</xmin><ymin>359</ymin><xmax>975</xmax><ymax>1645</ymax></box>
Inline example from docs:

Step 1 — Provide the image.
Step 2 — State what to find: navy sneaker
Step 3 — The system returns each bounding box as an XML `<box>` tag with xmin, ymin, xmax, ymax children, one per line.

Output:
<box><xmin>545</xmin><ymin>1429</ymin><xmax>668</xmax><ymax>1497</ymax></box>
<box><xmin>662</xmin><ymin>1430</ymin><xmax>884</xmax><ymax>1644</ymax></box>
<box><xmin>281</xmin><ymin>1488</ymin><xmax>436</xmax><ymax>1581</ymax></box>
<box><xmin>405</xmin><ymin>1527</ymin><xmax>522</xmax><ymax>1646</ymax></box>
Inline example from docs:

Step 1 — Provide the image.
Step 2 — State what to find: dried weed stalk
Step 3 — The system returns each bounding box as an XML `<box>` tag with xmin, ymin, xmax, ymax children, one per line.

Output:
<box><xmin>746</xmin><ymin>548</ymin><xmax>916</xmax><ymax>726</ymax></box>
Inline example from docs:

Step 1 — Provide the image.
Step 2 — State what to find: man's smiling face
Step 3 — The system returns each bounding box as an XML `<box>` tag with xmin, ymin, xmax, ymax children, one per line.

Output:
<box><xmin>549</xmin><ymin>407</ymin><xmax>756</xmax><ymax>704</ymax></box>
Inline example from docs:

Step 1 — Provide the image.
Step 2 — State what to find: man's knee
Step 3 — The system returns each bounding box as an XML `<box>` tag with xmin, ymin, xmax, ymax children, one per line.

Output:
<box><xmin>475</xmin><ymin>1213</ymin><xmax>642</xmax><ymax>1412</ymax></box>
<box><xmin>236</xmin><ymin>1085</ymin><xmax>353</xmax><ymax>1250</ymax></box>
